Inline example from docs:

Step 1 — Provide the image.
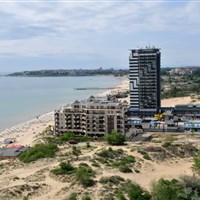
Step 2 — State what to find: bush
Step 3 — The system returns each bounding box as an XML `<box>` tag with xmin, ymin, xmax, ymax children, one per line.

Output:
<box><xmin>97</xmin><ymin>148</ymin><xmax>123</xmax><ymax>159</ymax></box>
<box><xmin>115</xmin><ymin>190</ymin><xmax>127</xmax><ymax>200</ymax></box>
<box><xmin>105</xmin><ymin>131</ymin><xmax>125</xmax><ymax>145</ymax></box>
<box><xmin>121</xmin><ymin>155</ymin><xmax>136</xmax><ymax>163</ymax></box>
<box><xmin>76</xmin><ymin>166</ymin><xmax>95</xmax><ymax>187</ymax></box>
<box><xmin>72</xmin><ymin>146</ymin><xmax>81</xmax><ymax>160</ymax></box>
<box><xmin>82</xmin><ymin>192</ymin><xmax>91</xmax><ymax>200</ymax></box>
<box><xmin>193</xmin><ymin>151</ymin><xmax>200</xmax><ymax>175</ymax></box>
<box><xmin>68</xmin><ymin>193</ymin><xmax>77</xmax><ymax>200</ymax></box>
<box><xmin>51</xmin><ymin>161</ymin><xmax>75</xmax><ymax>175</ymax></box>
<box><xmin>151</xmin><ymin>178</ymin><xmax>183</xmax><ymax>200</ymax></box>
<box><xmin>143</xmin><ymin>153</ymin><xmax>152</xmax><ymax>160</ymax></box>
<box><xmin>99</xmin><ymin>176</ymin><xmax>125</xmax><ymax>185</ymax></box>
<box><xmin>19</xmin><ymin>143</ymin><xmax>58</xmax><ymax>163</ymax></box>
<box><xmin>162</xmin><ymin>141</ymin><xmax>172</xmax><ymax>148</ymax></box>
<box><xmin>60</xmin><ymin>132</ymin><xmax>89</xmax><ymax>143</ymax></box>
<box><xmin>124</xmin><ymin>180</ymin><xmax>151</xmax><ymax>200</ymax></box>
<box><xmin>138</xmin><ymin>149</ymin><xmax>151</xmax><ymax>160</ymax></box>
<box><xmin>119</xmin><ymin>165</ymin><xmax>132</xmax><ymax>173</ymax></box>
<box><xmin>179</xmin><ymin>175</ymin><xmax>200</xmax><ymax>198</ymax></box>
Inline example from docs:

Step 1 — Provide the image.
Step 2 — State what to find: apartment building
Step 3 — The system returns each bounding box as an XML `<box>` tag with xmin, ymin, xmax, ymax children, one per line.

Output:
<box><xmin>129</xmin><ymin>47</ymin><xmax>161</xmax><ymax>116</ymax></box>
<box><xmin>54</xmin><ymin>96</ymin><xmax>128</xmax><ymax>136</ymax></box>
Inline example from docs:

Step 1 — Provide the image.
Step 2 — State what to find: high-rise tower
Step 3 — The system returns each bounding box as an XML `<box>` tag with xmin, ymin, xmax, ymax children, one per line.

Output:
<box><xmin>129</xmin><ymin>48</ymin><xmax>161</xmax><ymax>116</ymax></box>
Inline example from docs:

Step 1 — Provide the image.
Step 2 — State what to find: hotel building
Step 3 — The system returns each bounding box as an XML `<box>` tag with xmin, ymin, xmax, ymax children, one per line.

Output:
<box><xmin>129</xmin><ymin>48</ymin><xmax>161</xmax><ymax>116</ymax></box>
<box><xmin>54</xmin><ymin>96</ymin><xmax>128</xmax><ymax>136</ymax></box>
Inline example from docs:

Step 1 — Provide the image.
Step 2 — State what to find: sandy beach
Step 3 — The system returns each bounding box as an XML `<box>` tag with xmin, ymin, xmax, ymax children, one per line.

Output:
<box><xmin>0</xmin><ymin>112</ymin><xmax>54</xmax><ymax>147</ymax></box>
<box><xmin>0</xmin><ymin>77</ymin><xmax>129</xmax><ymax>147</ymax></box>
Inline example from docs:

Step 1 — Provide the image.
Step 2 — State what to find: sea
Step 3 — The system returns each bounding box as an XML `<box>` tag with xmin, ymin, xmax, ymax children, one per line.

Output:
<box><xmin>0</xmin><ymin>76</ymin><xmax>121</xmax><ymax>131</ymax></box>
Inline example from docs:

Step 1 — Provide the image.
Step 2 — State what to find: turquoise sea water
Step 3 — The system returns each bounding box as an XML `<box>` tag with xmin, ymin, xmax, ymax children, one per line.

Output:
<box><xmin>0</xmin><ymin>76</ymin><xmax>120</xmax><ymax>131</ymax></box>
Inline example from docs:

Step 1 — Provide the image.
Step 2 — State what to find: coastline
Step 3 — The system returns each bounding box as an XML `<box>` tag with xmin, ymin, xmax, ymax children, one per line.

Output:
<box><xmin>0</xmin><ymin>76</ymin><xmax>127</xmax><ymax>147</ymax></box>
<box><xmin>1</xmin><ymin>76</ymin><xmax>199</xmax><ymax>147</ymax></box>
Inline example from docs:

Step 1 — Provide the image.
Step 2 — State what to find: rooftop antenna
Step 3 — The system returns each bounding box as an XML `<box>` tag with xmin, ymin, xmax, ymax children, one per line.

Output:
<box><xmin>148</xmin><ymin>41</ymin><xmax>151</xmax><ymax>48</ymax></box>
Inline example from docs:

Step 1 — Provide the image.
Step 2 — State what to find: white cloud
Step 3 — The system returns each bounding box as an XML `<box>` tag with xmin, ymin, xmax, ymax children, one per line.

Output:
<box><xmin>0</xmin><ymin>0</ymin><xmax>200</xmax><ymax>66</ymax></box>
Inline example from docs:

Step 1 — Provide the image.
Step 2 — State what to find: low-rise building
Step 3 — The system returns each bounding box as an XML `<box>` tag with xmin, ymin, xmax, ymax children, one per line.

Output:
<box><xmin>54</xmin><ymin>96</ymin><xmax>128</xmax><ymax>136</ymax></box>
<box><xmin>0</xmin><ymin>146</ymin><xmax>29</xmax><ymax>159</ymax></box>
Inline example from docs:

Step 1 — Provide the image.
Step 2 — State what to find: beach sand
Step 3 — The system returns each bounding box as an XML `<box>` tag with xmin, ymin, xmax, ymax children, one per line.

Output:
<box><xmin>0</xmin><ymin>112</ymin><xmax>54</xmax><ymax>147</ymax></box>
<box><xmin>0</xmin><ymin>77</ymin><xmax>129</xmax><ymax>147</ymax></box>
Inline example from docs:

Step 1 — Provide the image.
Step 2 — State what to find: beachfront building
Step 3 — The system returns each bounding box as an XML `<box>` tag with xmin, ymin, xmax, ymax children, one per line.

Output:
<box><xmin>54</xmin><ymin>96</ymin><xmax>128</xmax><ymax>136</ymax></box>
<box><xmin>129</xmin><ymin>47</ymin><xmax>161</xmax><ymax>116</ymax></box>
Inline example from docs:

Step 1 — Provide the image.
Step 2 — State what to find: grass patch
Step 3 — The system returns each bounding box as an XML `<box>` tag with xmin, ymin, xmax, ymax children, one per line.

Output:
<box><xmin>97</xmin><ymin>147</ymin><xmax>124</xmax><ymax>159</ymax></box>
<box><xmin>119</xmin><ymin>165</ymin><xmax>132</xmax><ymax>173</ymax></box>
<box><xmin>51</xmin><ymin>161</ymin><xmax>75</xmax><ymax>175</ymax></box>
<box><xmin>99</xmin><ymin>176</ymin><xmax>125</xmax><ymax>185</ymax></box>
<box><xmin>44</xmin><ymin>132</ymin><xmax>89</xmax><ymax>145</ymax></box>
<box><xmin>97</xmin><ymin>148</ymin><xmax>136</xmax><ymax>172</ymax></box>
<box><xmin>82</xmin><ymin>192</ymin><xmax>92</xmax><ymax>200</ymax></box>
<box><xmin>19</xmin><ymin>143</ymin><xmax>58</xmax><ymax>163</ymax></box>
<box><xmin>68</xmin><ymin>192</ymin><xmax>78</xmax><ymax>200</ymax></box>
<box><xmin>76</xmin><ymin>166</ymin><xmax>95</xmax><ymax>187</ymax></box>
<box><xmin>138</xmin><ymin>149</ymin><xmax>151</xmax><ymax>160</ymax></box>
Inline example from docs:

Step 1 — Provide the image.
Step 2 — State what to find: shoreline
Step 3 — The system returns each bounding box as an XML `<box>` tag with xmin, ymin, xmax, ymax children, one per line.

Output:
<box><xmin>1</xmin><ymin>76</ymin><xmax>200</xmax><ymax>147</ymax></box>
<box><xmin>0</xmin><ymin>77</ymin><xmax>127</xmax><ymax>146</ymax></box>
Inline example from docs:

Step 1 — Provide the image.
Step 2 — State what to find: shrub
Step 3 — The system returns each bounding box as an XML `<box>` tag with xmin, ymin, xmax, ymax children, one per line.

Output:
<box><xmin>99</xmin><ymin>176</ymin><xmax>125</xmax><ymax>185</ymax></box>
<box><xmin>19</xmin><ymin>143</ymin><xmax>58</xmax><ymax>163</ymax></box>
<box><xmin>51</xmin><ymin>161</ymin><xmax>75</xmax><ymax>175</ymax></box>
<box><xmin>76</xmin><ymin>166</ymin><xmax>95</xmax><ymax>187</ymax></box>
<box><xmin>105</xmin><ymin>131</ymin><xmax>125</xmax><ymax>145</ymax></box>
<box><xmin>97</xmin><ymin>148</ymin><xmax>123</xmax><ymax>159</ymax></box>
<box><xmin>162</xmin><ymin>141</ymin><xmax>172</xmax><ymax>148</ymax></box>
<box><xmin>151</xmin><ymin>178</ymin><xmax>183</xmax><ymax>200</ymax></box>
<box><xmin>115</xmin><ymin>190</ymin><xmax>127</xmax><ymax>200</ymax></box>
<box><xmin>119</xmin><ymin>165</ymin><xmax>132</xmax><ymax>173</ymax></box>
<box><xmin>68</xmin><ymin>193</ymin><xmax>77</xmax><ymax>200</ymax></box>
<box><xmin>143</xmin><ymin>153</ymin><xmax>152</xmax><ymax>160</ymax></box>
<box><xmin>193</xmin><ymin>151</ymin><xmax>200</xmax><ymax>175</ymax></box>
<box><xmin>124</xmin><ymin>180</ymin><xmax>151</xmax><ymax>200</ymax></box>
<box><xmin>121</xmin><ymin>155</ymin><xmax>136</xmax><ymax>163</ymax></box>
<box><xmin>60</xmin><ymin>132</ymin><xmax>89</xmax><ymax>143</ymax></box>
<box><xmin>138</xmin><ymin>149</ymin><xmax>151</xmax><ymax>160</ymax></box>
<box><xmin>82</xmin><ymin>192</ymin><xmax>91</xmax><ymax>200</ymax></box>
<box><xmin>179</xmin><ymin>175</ymin><xmax>200</xmax><ymax>198</ymax></box>
<box><xmin>72</xmin><ymin>146</ymin><xmax>81</xmax><ymax>160</ymax></box>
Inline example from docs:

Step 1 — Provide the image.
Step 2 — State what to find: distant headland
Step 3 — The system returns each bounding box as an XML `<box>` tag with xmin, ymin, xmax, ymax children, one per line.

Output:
<box><xmin>6</xmin><ymin>68</ymin><xmax>129</xmax><ymax>77</ymax></box>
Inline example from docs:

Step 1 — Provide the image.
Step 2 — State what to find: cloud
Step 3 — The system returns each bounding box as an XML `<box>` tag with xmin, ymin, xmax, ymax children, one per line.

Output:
<box><xmin>0</xmin><ymin>1</ymin><xmax>200</xmax><ymax>68</ymax></box>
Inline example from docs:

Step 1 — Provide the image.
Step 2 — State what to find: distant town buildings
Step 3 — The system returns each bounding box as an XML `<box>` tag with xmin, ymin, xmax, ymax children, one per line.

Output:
<box><xmin>129</xmin><ymin>48</ymin><xmax>161</xmax><ymax>116</ymax></box>
<box><xmin>169</xmin><ymin>67</ymin><xmax>200</xmax><ymax>76</ymax></box>
<box><xmin>54</xmin><ymin>96</ymin><xmax>128</xmax><ymax>136</ymax></box>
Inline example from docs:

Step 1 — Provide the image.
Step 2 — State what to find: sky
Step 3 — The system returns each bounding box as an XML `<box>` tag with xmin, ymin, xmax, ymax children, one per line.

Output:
<box><xmin>0</xmin><ymin>0</ymin><xmax>200</xmax><ymax>72</ymax></box>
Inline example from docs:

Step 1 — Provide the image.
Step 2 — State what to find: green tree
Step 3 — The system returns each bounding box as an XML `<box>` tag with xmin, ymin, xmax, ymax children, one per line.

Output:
<box><xmin>105</xmin><ymin>131</ymin><xmax>125</xmax><ymax>146</ymax></box>
<box><xmin>179</xmin><ymin>175</ymin><xmax>200</xmax><ymax>200</ymax></box>
<box><xmin>151</xmin><ymin>178</ymin><xmax>183</xmax><ymax>200</ymax></box>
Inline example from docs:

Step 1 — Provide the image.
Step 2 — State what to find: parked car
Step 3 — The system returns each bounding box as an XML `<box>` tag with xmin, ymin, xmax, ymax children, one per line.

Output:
<box><xmin>68</xmin><ymin>140</ymin><xmax>78</xmax><ymax>144</ymax></box>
